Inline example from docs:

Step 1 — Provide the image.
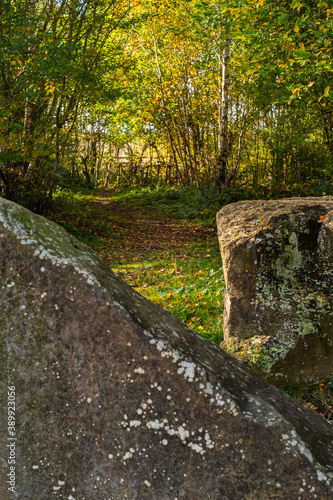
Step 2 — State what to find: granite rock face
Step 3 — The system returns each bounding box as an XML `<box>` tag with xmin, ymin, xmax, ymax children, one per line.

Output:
<box><xmin>0</xmin><ymin>198</ymin><xmax>333</xmax><ymax>500</ymax></box>
<box><xmin>217</xmin><ymin>197</ymin><xmax>333</xmax><ymax>386</ymax></box>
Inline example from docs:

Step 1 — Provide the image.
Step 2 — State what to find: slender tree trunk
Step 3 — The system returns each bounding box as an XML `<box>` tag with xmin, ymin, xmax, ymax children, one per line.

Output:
<box><xmin>323</xmin><ymin>113</ymin><xmax>333</xmax><ymax>154</ymax></box>
<box><xmin>216</xmin><ymin>38</ymin><xmax>230</xmax><ymax>186</ymax></box>
<box><xmin>226</xmin><ymin>118</ymin><xmax>248</xmax><ymax>186</ymax></box>
<box><xmin>54</xmin><ymin>131</ymin><xmax>60</xmax><ymax>173</ymax></box>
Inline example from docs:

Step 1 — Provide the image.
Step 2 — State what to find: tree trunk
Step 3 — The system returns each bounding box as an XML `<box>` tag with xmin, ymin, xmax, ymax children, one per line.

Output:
<box><xmin>216</xmin><ymin>38</ymin><xmax>230</xmax><ymax>187</ymax></box>
<box><xmin>226</xmin><ymin>120</ymin><xmax>247</xmax><ymax>186</ymax></box>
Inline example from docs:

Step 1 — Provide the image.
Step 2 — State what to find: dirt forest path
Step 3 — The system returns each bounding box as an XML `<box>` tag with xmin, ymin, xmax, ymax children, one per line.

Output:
<box><xmin>49</xmin><ymin>189</ymin><xmax>218</xmax><ymax>266</ymax></box>
<box><xmin>89</xmin><ymin>191</ymin><xmax>217</xmax><ymax>263</ymax></box>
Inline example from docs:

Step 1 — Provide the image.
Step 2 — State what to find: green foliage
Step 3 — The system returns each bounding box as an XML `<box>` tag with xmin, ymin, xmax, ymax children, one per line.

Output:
<box><xmin>0</xmin><ymin>0</ymin><xmax>130</xmax><ymax>210</ymax></box>
<box><xmin>1</xmin><ymin>0</ymin><xmax>332</xmax><ymax>207</ymax></box>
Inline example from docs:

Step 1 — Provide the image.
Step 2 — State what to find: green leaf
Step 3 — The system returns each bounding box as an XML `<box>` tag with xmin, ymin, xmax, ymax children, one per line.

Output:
<box><xmin>293</xmin><ymin>49</ymin><xmax>312</xmax><ymax>59</ymax></box>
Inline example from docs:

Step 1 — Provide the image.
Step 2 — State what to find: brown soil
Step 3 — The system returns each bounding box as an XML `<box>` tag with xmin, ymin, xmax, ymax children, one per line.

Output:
<box><xmin>47</xmin><ymin>190</ymin><xmax>217</xmax><ymax>265</ymax></box>
<box><xmin>94</xmin><ymin>196</ymin><xmax>216</xmax><ymax>253</ymax></box>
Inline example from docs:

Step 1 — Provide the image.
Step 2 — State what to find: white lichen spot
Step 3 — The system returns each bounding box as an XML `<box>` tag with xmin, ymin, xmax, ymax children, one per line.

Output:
<box><xmin>134</xmin><ymin>367</ymin><xmax>145</xmax><ymax>374</ymax></box>
<box><xmin>204</xmin><ymin>432</ymin><xmax>211</xmax><ymax>443</ymax></box>
<box><xmin>146</xmin><ymin>420</ymin><xmax>164</xmax><ymax>430</ymax></box>
<box><xmin>189</xmin><ymin>443</ymin><xmax>205</xmax><ymax>454</ymax></box>
<box><xmin>32</xmin><ymin>465</ymin><xmax>39</xmax><ymax>470</ymax></box>
<box><xmin>316</xmin><ymin>470</ymin><xmax>329</xmax><ymax>483</ymax></box>
<box><xmin>178</xmin><ymin>427</ymin><xmax>190</xmax><ymax>442</ymax></box>
<box><xmin>0</xmin><ymin>202</ymin><xmax>102</xmax><ymax>286</ymax></box>
<box><xmin>156</xmin><ymin>339</ymin><xmax>167</xmax><ymax>351</ymax></box>
<box><xmin>178</xmin><ymin>361</ymin><xmax>196</xmax><ymax>381</ymax></box>
<box><xmin>204</xmin><ymin>382</ymin><xmax>213</xmax><ymax>395</ymax></box>
<box><xmin>123</xmin><ymin>451</ymin><xmax>133</xmax><ymax>461</ymax></box>
<box><xmin>171</xmin><ymin>350</ymin><xmax>181</xmax><ymax>363</ymax></box>
<box><xmin>87</xmin><ymin>398</ymin><xmax>92</xmax><ymax>404</ymax></box>
<box><xmin>129</xmin><ymin>420</ymin><xmax>141</xmax><ymax>427</ymax></box>
<box><xmin>162</xmin><ymin>439</ymin><xmax>168</xmax><ymax>446</ymax></box>
<box><xmin>144</xmin><ymin>480</ymin><xmax>151</xmax><ymax>488</ymax></box>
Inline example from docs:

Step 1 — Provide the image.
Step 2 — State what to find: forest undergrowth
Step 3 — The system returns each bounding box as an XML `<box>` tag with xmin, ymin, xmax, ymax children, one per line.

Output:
<box><xmin>45</xmin><ymin>186</ymin><xmax>333</xmax><ymax>422</ymax></box>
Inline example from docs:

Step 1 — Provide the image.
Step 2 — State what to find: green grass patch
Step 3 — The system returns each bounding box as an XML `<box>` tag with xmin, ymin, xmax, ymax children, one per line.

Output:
<box><xmin>112</xmin><ymin>240</ymin><xmax>224</xmax><ymax>344</ymax></box>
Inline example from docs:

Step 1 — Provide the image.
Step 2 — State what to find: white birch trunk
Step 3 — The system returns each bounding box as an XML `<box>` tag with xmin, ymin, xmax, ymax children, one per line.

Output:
<box><xmin>216</xmin><ymin>38</ymin><xmax>230</xmax><ymax>186</ymax></box>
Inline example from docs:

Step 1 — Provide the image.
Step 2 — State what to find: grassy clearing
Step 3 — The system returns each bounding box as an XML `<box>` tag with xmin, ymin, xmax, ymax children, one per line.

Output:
<box><xmin>113</xmin><ymin>241</ymin><xmax>225</xmax><ymax>345</ymax></box>
<box><xmin>48</xmin><ymin>187</ymin><xmax>225</xmax><ymax>343</ymax></box>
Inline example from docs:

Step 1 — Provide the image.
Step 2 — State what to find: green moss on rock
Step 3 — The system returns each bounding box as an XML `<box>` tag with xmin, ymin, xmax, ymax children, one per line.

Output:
<box><xmin>217</xmin><ymin>198</ymin><xmax>333</xmax><ymax>386</ymax></box>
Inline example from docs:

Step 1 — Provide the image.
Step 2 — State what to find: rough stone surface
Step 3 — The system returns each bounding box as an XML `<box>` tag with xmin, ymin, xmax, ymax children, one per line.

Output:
<box><xmin>217</xmin><ymin>197</ymin><xmax>333</xmax><ymax>386</ymax></box>
<box><xmin>0</xmin><ymin>197</ymin><xmax>333</xmax><ymax>500</ymax></box>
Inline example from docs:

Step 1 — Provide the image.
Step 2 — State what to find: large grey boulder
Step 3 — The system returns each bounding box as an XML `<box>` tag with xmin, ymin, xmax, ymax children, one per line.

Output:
<box><xmin>217</xmin><ymin>197</ymin><xmax>333</xmax><ymax>387</ymax></box>
<box><xmin>0</xmin><ymin>197</ymin><xmax>333</xmax><ymax>500</ymax></box>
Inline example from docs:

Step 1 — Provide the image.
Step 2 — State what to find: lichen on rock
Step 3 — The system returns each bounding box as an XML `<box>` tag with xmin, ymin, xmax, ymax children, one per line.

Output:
<box><xmin>0</xmin><ymin>197</ymin><xmax>333</xmax><ymax>499</ymax></box>
<box><xmin>217</xmin><ymin>197</ymin><xmax>333</xmax><ymax>386</ymax></box>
